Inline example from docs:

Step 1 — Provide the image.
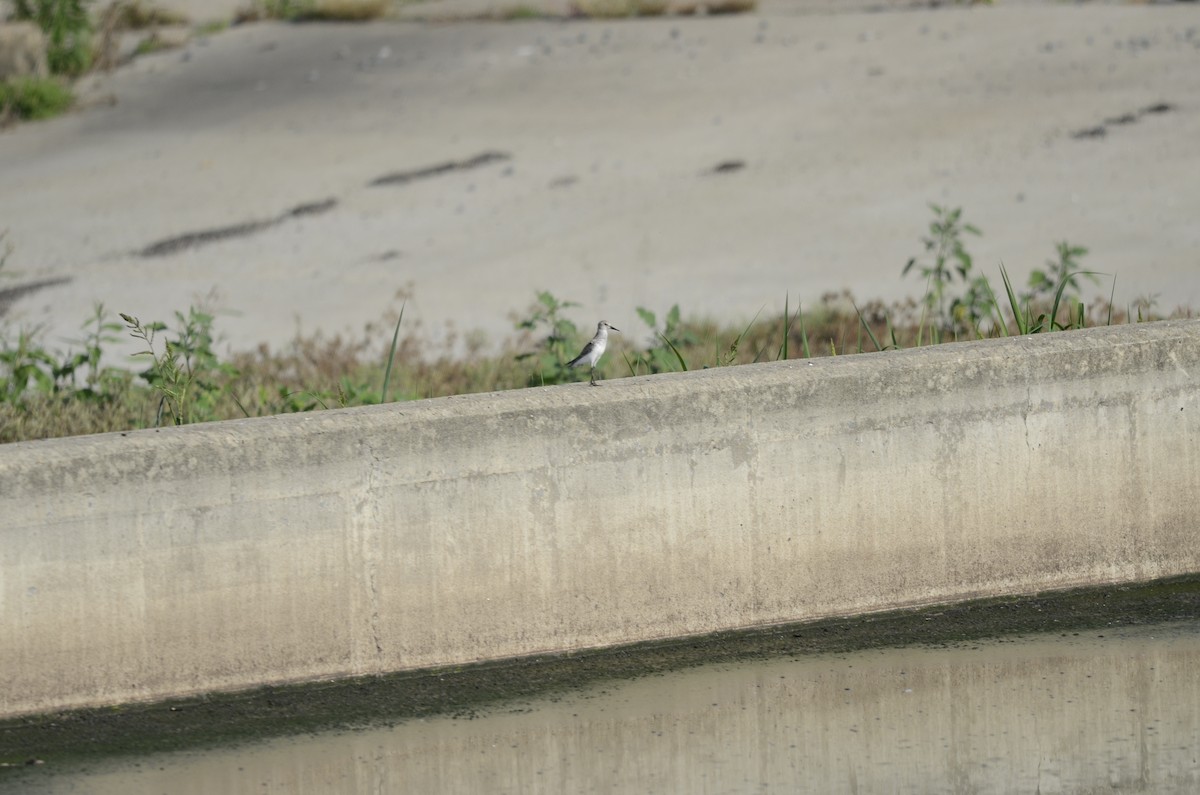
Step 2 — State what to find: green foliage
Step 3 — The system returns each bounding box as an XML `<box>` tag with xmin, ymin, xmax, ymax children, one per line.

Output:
<box><xmin>380</xmin><ymin>301</ymin><xmax>405</xmax><ymax>404</ymax></box>
<box><xmin>0</xmin><ymin>330</ymin><xmax>57</xmax><ymax>401</ymax></box>
<box><xmin>994</xmin><ymin>262</ymin><xmax>1092</xmax><ymax>336</ymax></box>
<box><xmin>627</xmin><ymin>304</ymin><xmax>697</xmax><ymax>374</ymax></box>
<box><xmin>515</xmin><ymin>291</ymin><xmax>582</xmax><ymax>385</ymax></box>
<box><xmin>57</xmin><ymin>303</ymin><xmax>127</xmax><ymax>399</ymax></box>
<box><xmin>902</xmin><ymin>204</ymin><xmax>984</xmax><ymax>333</ymax></box>
<box><xmin>1025</xmin><ymin>241</ymin><xmax>1098</xmax><ymax>304</ymax></box>
<box><xmin>0</xmin><ymin>203</ymin><xmax>1189</xmax><ymax>444</ymax></box>
<box><xmin>12</xmin><ymin>0</ymin><xmax>93</xmax><ymax>76</ymax></box>
<box><xmin>0</xmin><ymin>303</ymin><xmax>125</xmax><ymax>406</ymax></box>
<box><xmin>902</xmin><ymin>206</ymin><xmax>1107</xmax><ymax>339</ymax></box>
<box><xmin>0</xmin><ymin>77</ymin><xmax>73</xmax><ymax>121</ymax></box>
<box><xmin>120</xmin><ymin>308</ymin><xmax>240</xmax><ymax>426</ymax></box>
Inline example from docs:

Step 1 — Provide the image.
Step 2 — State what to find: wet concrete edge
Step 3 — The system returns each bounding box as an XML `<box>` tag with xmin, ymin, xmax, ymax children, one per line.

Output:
<box><xmin>3</xmin><ymin>574</ymin><xmax>1199</xmax><ymax>778</ymax></box>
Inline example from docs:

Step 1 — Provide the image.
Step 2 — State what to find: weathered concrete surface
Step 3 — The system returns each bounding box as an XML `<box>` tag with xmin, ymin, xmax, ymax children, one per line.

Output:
<box><xmin>2</xmin><ymin>321</ymin><xmax>1200</xmax><ymax>718</ymax></box>
<box><xmin>2</xmin><ymin>3</ymin><xmax>1199</xmax><ymax>352</ymax></box>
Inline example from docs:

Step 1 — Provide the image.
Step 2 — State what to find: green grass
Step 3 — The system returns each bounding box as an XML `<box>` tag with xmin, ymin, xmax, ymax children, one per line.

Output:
<box><xmin>236</xmin><ymin>0</ymin><xmax>391</xmax><ymax>21</ymax></box>
<box><xmin>496</xmin><ymin>4</ymin><xmax>546</xmax><ymax>20</ymax></box>
<box><xmin>571</xmin><ymin>0</ymin><xmax>670</xmax><ymax>17</ymax></box>
<box><xmin>0</xmin><ymin>206</ymin><xmax>1189</xmax><ymax>444</ymax></box>
<box><xmin>0</xmin><ymin>77</ymin><xmax>73</xmax><ymax>122</ymax></box>
<box><xmin>0</xmin><ymin>284</ymin><xmax>1184</xmax><ymax>445</ymax></box>
<box><xmin>11</xmin><ymin>0</ymin><xmax>92</xmax><ymax>76</ymax></box>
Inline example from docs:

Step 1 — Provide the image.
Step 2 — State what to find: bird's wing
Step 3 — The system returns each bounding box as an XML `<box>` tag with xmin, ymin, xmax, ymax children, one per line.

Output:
<box><xmin>567</xmin><ymin>341</ymin><xmax>597</xmax><ymax>367</ymax></box>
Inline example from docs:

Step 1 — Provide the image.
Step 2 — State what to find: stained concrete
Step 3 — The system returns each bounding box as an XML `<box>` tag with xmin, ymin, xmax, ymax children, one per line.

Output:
<box><xmin>1</xmin><ymin>2</ymin><xmax>1198</xmax><ymax>353</ymax></box>
<box><xmin>2</xmin><ymin>321</ymin><xmax>1199</xmax><ymax>719</ymax></box>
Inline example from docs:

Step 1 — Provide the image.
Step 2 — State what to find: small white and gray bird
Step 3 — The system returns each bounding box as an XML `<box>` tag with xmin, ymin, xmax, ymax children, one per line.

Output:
<box><xmin>567</xmin><ymin>321</ymin><xmax>619</xmax><ymax>386</ymax></box>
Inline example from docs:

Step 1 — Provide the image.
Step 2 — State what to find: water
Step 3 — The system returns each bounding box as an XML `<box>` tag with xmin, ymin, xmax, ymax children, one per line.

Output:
<box><xmin>23</xmin><ymin>622</ymin><xmax>1200</xmax><ymax>794</ymax></box>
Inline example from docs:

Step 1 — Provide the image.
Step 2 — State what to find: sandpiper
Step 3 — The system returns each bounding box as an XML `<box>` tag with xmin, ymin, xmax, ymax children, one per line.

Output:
<box><xmin>568</xmin><ymin>321</ymin><xmax>619</xmax><ymax>386</ymax></box>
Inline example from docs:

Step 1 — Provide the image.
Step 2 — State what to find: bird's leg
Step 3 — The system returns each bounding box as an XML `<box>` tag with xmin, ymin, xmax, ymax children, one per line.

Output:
<box><xmin>589</xmin><ymin>367</ymin><xmax>599</xmax><ymax>386</ymax></box>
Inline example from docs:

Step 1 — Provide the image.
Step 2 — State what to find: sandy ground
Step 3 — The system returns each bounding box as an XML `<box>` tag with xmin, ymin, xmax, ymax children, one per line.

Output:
<box><xmin>1</xmin><ymin>0</ymin><xmax>1198</xmax><ymax>356</ymax></box>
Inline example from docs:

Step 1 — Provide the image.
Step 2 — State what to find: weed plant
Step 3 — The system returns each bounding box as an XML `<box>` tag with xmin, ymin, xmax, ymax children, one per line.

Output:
<box><xmin>107</xmin><ymin>1</ymin><xmax>189</xmax><ymax>27</ymax></box>
<box><xmin>0</xmin><ymin>76</ymin><xmax>73</xmax><ymax>122</ymax></box>
<box><xmin>12</xmin><ymin>0</ymin><xmax>93</xmax><ymax>76</ymax></box>
<box><xmin>570</xmin><ymin>0</ymin><xmax>670</xmax><ymax>18</ymax></box>
<box><xmin>236</xmin><ymin>0</ymin><xmax>390</xmax><ymax>21</ymax></box>
<box><xmin>0</xmin><ymin>207</ymin><xmax>1189</xmax><ymax>444</ymax></box>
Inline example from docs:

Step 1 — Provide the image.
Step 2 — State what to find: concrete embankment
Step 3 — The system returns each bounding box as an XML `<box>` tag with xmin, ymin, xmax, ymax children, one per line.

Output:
<box><xmin>2</xmin><ymin>321</ymin><xmax>1199</xmax><ymax>719</ymax></box>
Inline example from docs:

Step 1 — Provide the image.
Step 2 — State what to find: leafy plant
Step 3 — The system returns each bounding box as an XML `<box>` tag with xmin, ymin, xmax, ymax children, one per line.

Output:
<box><xmin>120</xmin><ymin>308</ymin><xmax>239</xmax><ymax>426</ymax></box>
<box><xmin>0</xmin><ymin>205</ymin><xmax>1185</xmax><ymax>445</ymax></box>
<box><xmin>1025</xmin><ymin>241</ymin><xmax>1098</xmax><ymax>304</ymax></box>
<box><xmin>628</xmin><ymin>304</ymin><xmax>697</xmax><ymax>374</ymax></box>
<box><xmin>902</xmin><ymin>204</ymin><xmax>984</xmax><ymax>332</ymax></box>
<box><xmin>515</xmin><ymin>291</ymin><xmax>582</xmax><ymax>385</ymax></box>
<box><xmin>0</xmin><ymin>330</ymin><xmax>58</xmax><ymax>402</ymax></box>
<box><xmin>993</xmin><ymin>263</ymin><xmax>1095</xmax><ymax>336</ymax></box>
<box><xmin>12</xmin><ymin>0</ymin><xmax>93</xmax><ymax>76</ymax></box>
<box><xmin>0</xmin><ymin>304</ymin><xmax>126</xmax><ymax>406</ymax></box>
<box><xmin>55</xmin><ymin>303</ymin><xmax>127</xmax><ymax>400</ymax></box>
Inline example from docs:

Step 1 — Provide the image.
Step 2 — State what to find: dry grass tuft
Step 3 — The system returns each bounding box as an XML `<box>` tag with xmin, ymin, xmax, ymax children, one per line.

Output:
<box><xmin>570</xmin><ymin>0</ymin><xmax>669</xmax><ymax>17</ymax></box>
<box><xmin>672</xmin><ymin>0</ymin><xmax>755</xmax><ymax>14</ymax></box>
<box><xmin>110</xmin><ymin>1</ymin><xmax>190</xmax><ymax>28</ymax></box>
<box><xmin>235</xmin><ymin>0</ymin><xmax>390</xmax><ymax>22</ymax></box>
<box><xmin>302</xmin><ymin>0</ymin><xmax>392</xmax><ymax>20</ymax></box>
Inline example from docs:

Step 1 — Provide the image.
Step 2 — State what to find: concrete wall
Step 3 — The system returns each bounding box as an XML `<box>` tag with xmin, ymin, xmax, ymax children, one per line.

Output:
<box><xmin>3</xmin><ymin>321</ymin><xmax>1200</xmax><ymax>719</ymax></box>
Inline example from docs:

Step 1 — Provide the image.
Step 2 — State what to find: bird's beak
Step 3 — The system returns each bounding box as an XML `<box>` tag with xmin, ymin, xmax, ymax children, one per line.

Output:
<box><xmin>611</xmin><ymin>326</ymin><xmax>620</xmax><ymax>333</ymax></box>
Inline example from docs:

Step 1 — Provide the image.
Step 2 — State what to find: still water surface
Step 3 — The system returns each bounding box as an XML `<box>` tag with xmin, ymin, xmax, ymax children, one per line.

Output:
<box><xmin>30</xmin><ymin>621</ymin><xmax>1200</xmax><ymax>794</ymax></box>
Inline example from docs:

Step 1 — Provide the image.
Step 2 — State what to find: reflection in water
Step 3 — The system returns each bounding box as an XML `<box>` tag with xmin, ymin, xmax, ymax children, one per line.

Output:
<box><xmin>31</xmin><ymin>622</ymin><xmax>1200</xmax><ymax>794</ymax></box>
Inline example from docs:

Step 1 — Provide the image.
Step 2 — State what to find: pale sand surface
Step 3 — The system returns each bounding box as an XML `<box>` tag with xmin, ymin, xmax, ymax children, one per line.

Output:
<box><xmin>1</xmin><ymin>1</ymin><xmax>1198</xmax><ymax>355</ymax></box>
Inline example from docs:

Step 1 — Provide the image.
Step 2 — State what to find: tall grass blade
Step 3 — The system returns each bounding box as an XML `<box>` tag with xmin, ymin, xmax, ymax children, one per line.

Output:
<box><xmin>980</xmin><ymin>275</ymin><xmax>1009</xmax><ymax>337</ymax></box>
<box><xmin>852</xmin><ymin>302</ymin><xmax>884</xmax><ymax>352</ymax></box>
<box><xmin>659</xmin><ymin>332</ymin><xmax>689</xmax><ymax>372</ymax></box>
<box><xmin>621</xmin><ymin>350</ymin><xmax>638</xmax><ymax>377</ymax></box>
<box><xmin>1048</xmin><ymin>274</ymin><xmax>1071</xmax><ymax>331</ymax></box>
<box><xmin>723</xmin><ymin>308</ymin><xmax>762</xmax><ymax>365</ymax></box>
<box><xmin>797</xmin><ymin>302</ymin><xmax>811</xmax><ymax>359</ymax></box>
<box><xmin>380</xmin><ymin>300</ymin><xmax>405</xmax><ymax>404</ymax></box>
<box><xmin>779</xmin><ymin>293</ymin><xmax>789</xmax><ymax>361</ymax></box>
<box><xmin>1049</xmin><ymin>270</ymin><xmax>1102</xmax><ymax>332</ymax></box>
<box><xmin>1107</xmin><ymin>275</ymin><xmax>1117</xmax><ymax>326</ymax></box>
<box><xmin>231</xmin><ymin>392</ymin><xmax>251</xmax><ymax>419</ymax></box>
<box><xmin>998</xmin><ymin>263</ymin><xmax>1028</xmax><ymax>335</ymax></box>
